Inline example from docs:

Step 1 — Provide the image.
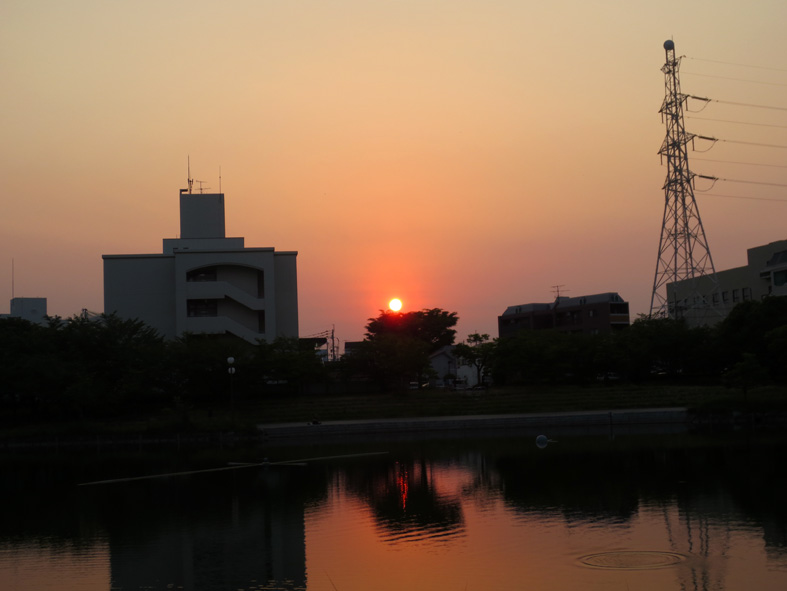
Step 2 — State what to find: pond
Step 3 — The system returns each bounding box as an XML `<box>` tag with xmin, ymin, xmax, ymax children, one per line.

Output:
<box><xmin>1</xmin><ymin>426</ymin><xmax>786</xmax><ymax>590</ymax></box>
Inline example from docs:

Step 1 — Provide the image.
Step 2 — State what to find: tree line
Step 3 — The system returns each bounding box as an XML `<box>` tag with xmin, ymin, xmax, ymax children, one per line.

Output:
<box><xmin>488</xmin><ymin>297</ymin><xmax>787</xmax><ymax>389</ymax></box>
<box><xmin>1</xmin><ymin>297</ymin><xmax>785</xmax><ymax>422</ymax></box>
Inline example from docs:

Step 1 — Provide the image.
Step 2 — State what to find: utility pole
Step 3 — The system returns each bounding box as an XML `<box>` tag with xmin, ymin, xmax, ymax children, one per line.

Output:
<box><xmin>649</xmin><ymin>39</ymin><xmax>718</xmax><ymax>324</ymax></box>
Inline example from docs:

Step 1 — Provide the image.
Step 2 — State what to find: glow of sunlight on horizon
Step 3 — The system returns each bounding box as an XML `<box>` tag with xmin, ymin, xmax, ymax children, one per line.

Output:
<box><xmin>2</xmin><ymin>1</ymin><xmax>787</xmax><ymax>342</ymax></box>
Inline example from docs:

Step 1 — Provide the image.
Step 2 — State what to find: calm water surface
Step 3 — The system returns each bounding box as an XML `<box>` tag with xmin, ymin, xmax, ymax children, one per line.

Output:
<box><xmin>2</xmin><ymin>428</ymin><xmax>786</xmax><ymax>590</ymax></box>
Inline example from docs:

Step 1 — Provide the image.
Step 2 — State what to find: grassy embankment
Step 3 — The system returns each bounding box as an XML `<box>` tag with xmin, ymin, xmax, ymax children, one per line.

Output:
<box><xmin>2</xmin><ymin>382</ymin><xmax>786</xmax><ymax>441</ymax></box>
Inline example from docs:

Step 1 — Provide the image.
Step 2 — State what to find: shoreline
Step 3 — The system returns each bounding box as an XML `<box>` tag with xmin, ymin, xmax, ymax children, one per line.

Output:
<box><xmin>258</xmin><ymin>407</ymin><xmax>690</xmax><ymax>445</ymax></box>
<box><xmin>4</xmin><ymin>407</ymin><xmax>786</xmax><ymax>451</ymax></box>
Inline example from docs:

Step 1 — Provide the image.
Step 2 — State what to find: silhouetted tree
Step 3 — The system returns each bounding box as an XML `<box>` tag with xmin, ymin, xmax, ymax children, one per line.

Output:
<box><xmin>254</xmin><ymin>337</ymin><xmax>326</xmax><ymax>394</ymax></box>
<box><xmin>0</xmin><ymin>318</ymin><xmax>54</xmax><ymax>415</ymax></box>
<box><xmin>360</xmin><ymin>308</ymin><xmax>458</xmax><ymax>389</ymax></box>
<box><xmin>723</xmin><ymin>353</ymin><xmax>769</xmax><ymax>400</ymax></box>
<box><xmin>717</xmin><ymin>297</ymin><xmax>787</xmax><ymax>381</ymax></box>
<box><xmin>53</xmin><ymin>314</ymin><xmax>167</xmax><ymax>418</ymax></box>
<box><xmin>365</xmin><ymin>308</ymin><xmax>458</xmax><ymax>353</ymax></box>
<box><xmin>453</xmin><ymin>333</ymin><xmax>496</xmax><ymax>386</ymax></box>
<box><xmin>166</xmin><ymin>333</ymin><xmax>253</xmax><ymax>405</ymax></box>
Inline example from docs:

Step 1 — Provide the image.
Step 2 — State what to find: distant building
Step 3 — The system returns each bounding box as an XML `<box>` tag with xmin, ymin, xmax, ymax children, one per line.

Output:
<box><xmin>0</xmin><ymin>297</ymin><xmax>48</xmax><ymax>325</ymax></box>
<box><xmin>429</xmin><ymin>345</ymin><xmax>479</xmax><ymax>389</ymax></box>
<box><xmin>103</xmin><ymin>191</ymin><xmax>298</xmax><ymax>344</ymax></box>
<box><xmin>498</xmin><ymin>292</ymin><xmax>630</xmax><ymax>338</ymax></box>
<box><xmin>666</xmin><ymin>239</ymin><xmax>787</xmax><ymax>326</ymax></box>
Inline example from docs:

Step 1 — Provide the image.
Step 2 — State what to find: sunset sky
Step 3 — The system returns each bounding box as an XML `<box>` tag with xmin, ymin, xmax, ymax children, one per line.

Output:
<box><xmin>2</xmin><ymin>1</ymin><xmax>786</xmax><ymax>346</ymax></box>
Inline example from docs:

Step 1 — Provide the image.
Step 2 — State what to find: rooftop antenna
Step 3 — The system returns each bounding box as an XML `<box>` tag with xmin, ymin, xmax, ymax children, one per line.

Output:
<box><xmin>181</xmin><ymin>156</ymin><xmax>194</xmax><ymax>194</ymax></box>
<box><xmin>195</xmin><ymin>180</ymin><xmax>210</xmax><ymax>193</ymax></box>
<box><xmin>219</xmin><ymin>166</ymin><xmax>222</xmax><ymax>194</ymax></box>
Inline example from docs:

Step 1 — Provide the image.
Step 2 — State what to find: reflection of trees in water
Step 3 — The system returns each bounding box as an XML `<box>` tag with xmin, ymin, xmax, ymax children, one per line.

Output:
<box><xmin>487</xmin><ymin>434</ymin><xmax>787</xmax><ymax>591</ymax></box>
<box><xmin>491</xmin><ymin>446</ymin><xmax>642</xmax><ymax>523</ymax></box>
<box><xmin>338</xmin><ymin>458</ymin><xmax>466</xmax><ymax>543</ymax></box>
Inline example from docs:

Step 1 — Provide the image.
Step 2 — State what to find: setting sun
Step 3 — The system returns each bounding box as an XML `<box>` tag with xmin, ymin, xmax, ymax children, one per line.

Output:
<box><xmin>388</xmin><ymin>298</ymin><xmax>402</xmax><ymax>312</ymax></box>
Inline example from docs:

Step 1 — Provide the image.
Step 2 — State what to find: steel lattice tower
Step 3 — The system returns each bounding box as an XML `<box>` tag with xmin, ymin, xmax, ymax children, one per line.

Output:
<box><xmin>649</xmin><ymin>39</ymin><xmax>718</xmax><ymax>323</ymax></box>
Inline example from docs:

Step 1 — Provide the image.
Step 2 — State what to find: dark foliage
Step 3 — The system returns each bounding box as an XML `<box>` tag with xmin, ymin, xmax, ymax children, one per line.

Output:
<box><xmin>356</xmin><ymin>308</ymin><xmax>459</xmax><ymax>390</ymax></box>
<box><xmin>491</xmin><ymin>299</ymin><xmax>787</xmax><ymax>387</ymax></box>
<box><xmin>2</xmin><ymin>297</ymin><xmax>786</xmax><ymax>425</ymax></box>
<box><xmin>0</xmin><ymin>315</ymin><xmax>328</xmax><ymax>423</ymax></box>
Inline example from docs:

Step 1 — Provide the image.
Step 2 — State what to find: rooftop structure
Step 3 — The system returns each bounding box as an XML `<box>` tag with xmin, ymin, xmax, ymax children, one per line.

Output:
<box><xmin>103</xmin><ymin>191</ymin><xmax>298</xmax><ymax>343</ymax></box>
<box><xmin>498</xmin><ymin>292</ymin><xmax>630</xmax><ymax>338</ymax></box>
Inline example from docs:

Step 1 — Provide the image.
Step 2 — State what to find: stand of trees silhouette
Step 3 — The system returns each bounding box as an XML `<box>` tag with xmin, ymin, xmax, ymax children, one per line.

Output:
<box><xmin>337</xmin><ymin>308</ymin><xmax>459</xmax><ymax>391</ymax></box>
<box><xmin>1</xmin><ymin>298</ymin><xmax>786</xmax><ymax>422</ymax></box>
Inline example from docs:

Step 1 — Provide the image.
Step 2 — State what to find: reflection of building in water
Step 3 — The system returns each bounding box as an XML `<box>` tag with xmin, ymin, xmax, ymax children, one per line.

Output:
<box><xmin>108</xmin><ymin>471</ymin><xmax>307</xmax><ymax>590</ymax></box>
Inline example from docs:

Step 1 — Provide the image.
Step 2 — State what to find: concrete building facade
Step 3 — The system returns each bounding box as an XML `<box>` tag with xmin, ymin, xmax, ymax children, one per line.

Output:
<box><xmin>666</xmin><ymin>239</ymin><xmax>787</xmax><ymax>326</ymax></box>
<box><xmin>0</xmin><ymin>297</ymin><xmax>48</xmax><ymax>325</ymax></box>
<box><xmin>498</xmin><ymin>292</ymin><xmax>630</xmax><ymax>338</ymax></box>
<box><xmin>103</xmin><ymin>192</ymin><xmax>298</xmax><ymax>343</ymax></box>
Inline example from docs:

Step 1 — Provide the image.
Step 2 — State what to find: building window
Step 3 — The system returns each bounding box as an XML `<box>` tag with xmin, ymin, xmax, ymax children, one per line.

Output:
<box><xmin>588</xmin><ymin>309</ymin><xmax>595</xmax><ymax>318</ymax></box>
<box><xmin>187</xmin><ymin>267</ymin><xmax>217</xmax><ymax>282</ymax></box>
<box><xmin>712</xmin><ymin>293</ymin><xmax>720</xmax><ymax>306</ymax></box>
<box><xmin>732</xmin><ymin>289</ymin><xmax>740</xmax><ymax>303</ymax></box>
<box><xmin>722</xmin><ymin>291</ymin><xmax>729</xmax><ymax>304</ymax></box>
<box><xmin>743</xmin><ymin>287</ymin><xmax>752</xmax><ymax>300</ymax></box>
<box><xmin>774</xmin><ymin>270</ymin><xmax>787</xmax><ymax>287</ymax></box>
<box><xmin>187</xmin><ymin>299</ymin><xmax>218</xmax><ymax>317</ymax></box>
<box><xmin>610</xmin><ymin>303</ymin><xmax>628</xmax><ymax>315</ymax></box>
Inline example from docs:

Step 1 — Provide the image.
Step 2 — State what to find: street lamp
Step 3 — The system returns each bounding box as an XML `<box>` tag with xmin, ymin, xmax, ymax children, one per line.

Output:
<box><xmin>227</xmin><ymin>356</ymin><xmax>236</xmax><ymax>425</ymax></box>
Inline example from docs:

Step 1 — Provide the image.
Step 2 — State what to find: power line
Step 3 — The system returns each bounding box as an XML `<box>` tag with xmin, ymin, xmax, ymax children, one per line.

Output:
<box><xmin>695</xmin><ymin>135</ymin><xmax>787</xmax><ymax>150</ymax></box>
<box><xmin>696</xmin><ymin>176</ymin><xmax>787</xmax><ymax>189</ymax></box>
<box><xmin>687</xmin><ymin>115</ymin><xmax>787</xmax><ymax>130</ymax></box>
<box><xmin>721</xmin><ymin>139</ymin><xmax>787</xmax><ymax>149</ymax></box>
<box><xmin>678</xmin><ymin>56</ymin><xmax>787</xmax><ymax>207</ymax></box>
<box><xmin>700</xmin><ymin>192</ymin><xmax>787</xmax><ymax>203</ymax></box>
<box><xmin>688</xmin><ymin>95</ymin><xmax>787</xmax><ymax>112</ymax></box>
<box><xmin>686</xmin><ymin>56</ymin><xmax>787</xmax><ymax>73</ymax></box>
<box><xmin>683</xmin><ymin>71</ymin><xmax>787</xmax><ymax>87</ymax></box>
<box><xmin>693</xmin><ymin>157</ymin><xmax>787</xmax><ymax>169</ymax></box>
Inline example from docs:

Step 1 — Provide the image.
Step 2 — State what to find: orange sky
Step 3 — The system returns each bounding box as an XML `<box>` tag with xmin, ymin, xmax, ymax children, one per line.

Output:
<box><xmin>2</xmin><ymin>1</ymin><xmax>787</xmax><ymax>345</ymax></box>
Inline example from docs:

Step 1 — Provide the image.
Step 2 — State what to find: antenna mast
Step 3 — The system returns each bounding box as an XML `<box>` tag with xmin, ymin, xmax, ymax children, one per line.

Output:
<box><xmin>187</xmin><ymin>156</ymin><xmax>194</xmax><ymax>194</ymax></box>
<box><xmin>649</xmin><ymin>40</ymin><xmax>718</xmax><ymax>324</ymax></box>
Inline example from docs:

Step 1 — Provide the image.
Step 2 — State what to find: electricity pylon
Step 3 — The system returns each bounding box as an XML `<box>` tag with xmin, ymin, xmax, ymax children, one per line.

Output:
<box><xmin>649</xmin><ymin>39</ymin><xmax>718</xmax><ymax>324</ymax></box>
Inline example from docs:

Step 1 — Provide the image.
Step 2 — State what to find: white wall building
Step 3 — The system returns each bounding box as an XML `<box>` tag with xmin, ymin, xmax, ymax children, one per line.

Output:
<box><xmin>0</xmin><ymin>297</ymin><xmax>48</xmax><ymax>325</ymax></box>
<box><xmin>429</xmin><ymin>346</ymin><xmax>480</xmax><ymax>389</ymax></box>
<box><xmin>667</xmin><ymin>239</ymin><xmax>787</xmax><ymax>326</ymax></box>
<box><xmin>103</xmin><ymin>192</ymin><xmax>298</xmax><ymax>343</ymax></box>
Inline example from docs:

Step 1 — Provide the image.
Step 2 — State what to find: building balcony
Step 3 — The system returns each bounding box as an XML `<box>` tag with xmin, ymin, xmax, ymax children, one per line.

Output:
<box><xmin>184</xmin><ymin>281</ymin><xmax>264</xmax><ymax>310</ymax></box>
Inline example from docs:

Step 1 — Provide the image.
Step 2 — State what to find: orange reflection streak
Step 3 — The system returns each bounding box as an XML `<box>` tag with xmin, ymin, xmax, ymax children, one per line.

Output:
<box><xmin>396</xmin><ymin>461</ymin><xmax>409</xmax><ymax>512</ymax></box>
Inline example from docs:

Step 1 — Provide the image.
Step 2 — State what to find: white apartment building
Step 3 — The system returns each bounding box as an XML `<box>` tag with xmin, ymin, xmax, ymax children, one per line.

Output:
<box><xmin>0</xmin><ymin>297</ymin><xmax>48</xmax><ymax>325</ymax></box>
<box><xmin>103</xmin><ymin>191</ymin><xmax>298</xmax><ymax>343</ymax></box>
<box><xmin>666</xmin><ymin>239</ymin><xmax>787</xmax><ymax>326</ymax></box>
